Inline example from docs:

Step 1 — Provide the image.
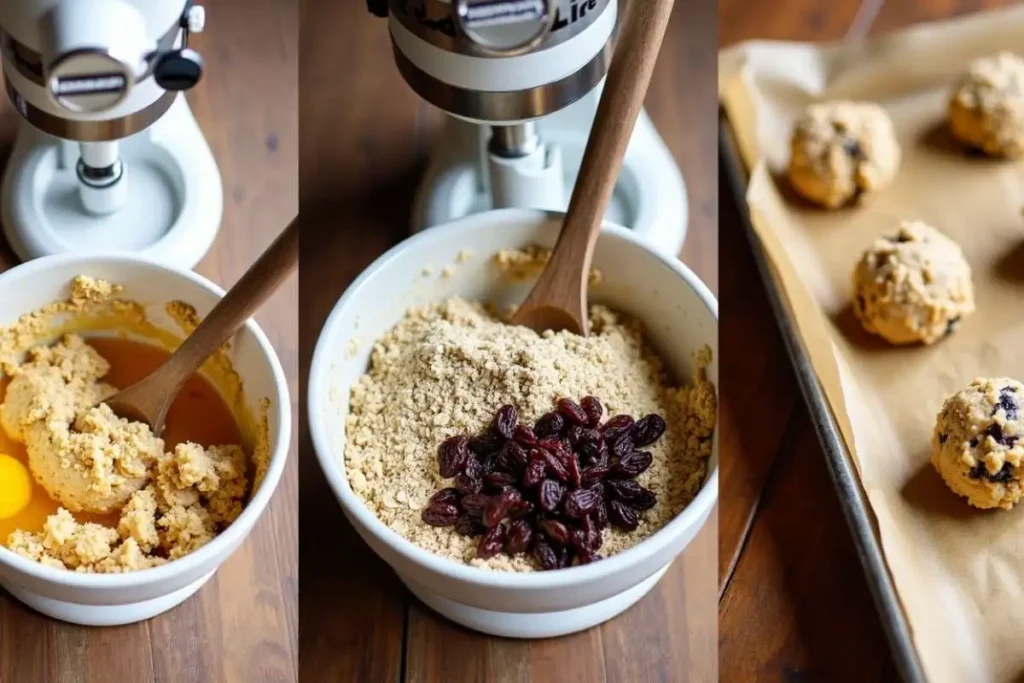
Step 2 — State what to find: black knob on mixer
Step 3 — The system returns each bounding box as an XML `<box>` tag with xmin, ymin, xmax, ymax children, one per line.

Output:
<box><xmin>154</xmin><ymin>48</ymin><xmax>204</xmax><ymax>91</ymax></box>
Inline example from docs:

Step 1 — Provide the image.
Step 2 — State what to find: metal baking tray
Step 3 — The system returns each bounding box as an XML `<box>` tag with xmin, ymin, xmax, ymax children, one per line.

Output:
<box><xmin>718</xmin><ymin>109</ymin><xmax>928</xmax><ymax>683</ymax></box>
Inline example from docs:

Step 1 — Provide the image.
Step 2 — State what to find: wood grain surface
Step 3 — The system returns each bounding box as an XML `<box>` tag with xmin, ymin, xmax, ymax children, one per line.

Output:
<box><xmin>298</xmin><ymin>0</ymin><xmax>718</xmax><ymax>681</ymax></box>
<box><xmin>0</xmin><ymin>1</ymin><xmax>299</xmax><ymax>682</ymax></box>
<box><xmin>717</xmin><ymin>1</ymin><xmax>1017</xmax><ymax>681</ymax></box>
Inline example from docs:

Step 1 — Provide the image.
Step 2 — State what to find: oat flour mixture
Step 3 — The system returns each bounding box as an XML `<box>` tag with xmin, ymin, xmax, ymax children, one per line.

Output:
<box><xmin>345</xmin><ymin>297</ymin><xmax>716</xmax><ymax>571</ymax></box>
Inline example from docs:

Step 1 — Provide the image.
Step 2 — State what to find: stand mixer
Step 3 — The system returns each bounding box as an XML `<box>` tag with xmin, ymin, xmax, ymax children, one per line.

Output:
<box><xmin>0</xmin><ymin>0</ymin><xmax>221</xmax><ymax>269</ymax></box>
<box><xmin>371</xmin><ymin>0</ymin><xmax>688</xmax><ymax>256</ymax></box>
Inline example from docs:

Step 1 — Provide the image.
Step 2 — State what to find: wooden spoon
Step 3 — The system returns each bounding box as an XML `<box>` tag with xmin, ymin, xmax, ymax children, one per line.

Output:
<box><xmin>511</xmin><ymin>0</ymin><xmax>677</xmax><ymax>336</ymax></box>
<box><xmin>103</xmin><ymin>217</ymin><xmax>299</xmax><ymax>436</ymax></box>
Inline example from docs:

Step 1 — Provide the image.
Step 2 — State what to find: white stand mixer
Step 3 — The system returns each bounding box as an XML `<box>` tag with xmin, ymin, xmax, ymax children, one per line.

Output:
<box><xmin>372</xmin><ymin>0</ymin><xmax>688</xmax><ymax>256</ymax></box>
<box><xmin>0</xmin><ymin>0</ymin><xmax>222</xmax><ymax>269</ymax></box>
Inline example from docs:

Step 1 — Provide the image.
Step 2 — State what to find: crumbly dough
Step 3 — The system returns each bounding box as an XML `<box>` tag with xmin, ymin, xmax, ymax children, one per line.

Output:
<box><xmin>1</xmin><ymin>335</ymin><xmax>159</xmax><ymax>513</ymax></box>
<box><xmin>7</xmin><ymin>442</ymin><xmax>247</xmax><ymax>572</ymax></box>
<box><xmin>345</xmin><ymin>297</ymin><xmax>716</xmax><ymax>572</ymax></box>
<box><xmin>0</xmin><ymin>278</ymin><xmax>255</xmax><ymax>573</ymax></box>
<box><xmin>788</xmin><ymin>101</ymin><xmax>901</xmax><ymax>208</ymax></box>
<box><xmin>932</xmin><ymin>378</ymin><xmax>1023</xmax><ymax>510</ymax></box>
<box><xmin>948</xmin><ymin>52</ymin><xmax>1024</xmax><ymax>158</ymax></box>
<box><xmin>493</xmin><ymin>245</ymin><xmax>603</xmax><ymax>286</ymax></box>
<box><xmin>851</xmin><ymin>221</ymin><xmax>974</xmax><ymax>345</ymax></box>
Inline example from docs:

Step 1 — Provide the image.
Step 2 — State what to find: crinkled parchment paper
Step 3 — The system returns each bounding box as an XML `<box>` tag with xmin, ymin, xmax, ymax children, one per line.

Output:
<box><xmin>720</xmin><ymin>7</ymin><xmax>1024</xmax><ymax>683</ymax></box>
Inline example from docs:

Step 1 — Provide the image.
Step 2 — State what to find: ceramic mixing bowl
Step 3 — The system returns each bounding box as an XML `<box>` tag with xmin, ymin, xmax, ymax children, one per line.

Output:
<box><xmin>0</xmin><ymin>254</ymin><xmax>291</xmax><ymax>626</ymax></box>
<box><xmin>308</xmin><ymin>208</ymin><xmax>717</xmax><ymax>638</ymax></box>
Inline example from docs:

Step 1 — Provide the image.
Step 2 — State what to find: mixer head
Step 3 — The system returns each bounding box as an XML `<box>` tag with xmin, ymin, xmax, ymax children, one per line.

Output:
<box><xmin>0</xmin><ymin>0</ymin><xmax>207</xmax><ymax>142</ymax></box>
<box><xmin>373</xmin><ymin>0</ymin><xmax>617</xmax><ymax>124</ymax></box>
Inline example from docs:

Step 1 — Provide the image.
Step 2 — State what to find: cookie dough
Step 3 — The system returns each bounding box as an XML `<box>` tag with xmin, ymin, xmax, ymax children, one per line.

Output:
<box><xmin>948</xmin><ymin>52</ymin><xmax>1024</xmax><ymax>158</ymax></box>
<box><xmin>7</xmin><ymin>442</ymin><xmax>247</xmax><ymax>572</ymax></box>
<box><xmin>851</xmin><ymin>221</ymin><xmax>974</xmax><ymax>345</ymax></box>
<box><xmin>0</xmin><ymin>335</ymin><xmax>159</xmax><ymax>514</ymax></box>
<box><xmin>788</xmin><ymin>101</ymin><xmax>901</xmax><ymax>208</ymax></box>
<box><xmin>932</xmin><ymin>378</ymin><xmax>1023</xmax><ymax>509</ymax></box>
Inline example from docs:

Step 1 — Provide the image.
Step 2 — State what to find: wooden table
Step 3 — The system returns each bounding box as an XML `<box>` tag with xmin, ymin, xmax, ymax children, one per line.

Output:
<box><xmin>717</xmin><ymin>1</ymin><xmax>1016</xmax><ymax>681</ymax></box>
<box><xmin>0</xmin><ymin>2</ymin><xmax>299</xmax><ymax>681</ymax></box>
<box><xmin>298</xmin><ymin>0</ymin><xmax>718</xmax><ymax>681</ymax></box>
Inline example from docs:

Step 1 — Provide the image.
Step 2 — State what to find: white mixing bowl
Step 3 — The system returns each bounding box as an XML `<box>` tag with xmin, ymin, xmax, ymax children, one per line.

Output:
<box><xmin>308</xmin><ymin>208</ymin><xmax>718</xmax><ymax>638</ymax></box>
<box><xmin>0</xmin><ymin>255</ymin><xmax>291</xmax><ymax>626</ymax></box>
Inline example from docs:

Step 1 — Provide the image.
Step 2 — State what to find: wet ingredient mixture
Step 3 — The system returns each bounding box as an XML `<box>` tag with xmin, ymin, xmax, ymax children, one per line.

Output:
<box><xmin>1</xmin><ymin>335</ymin><xmax>247</xmax><ymax>572</ymax></box>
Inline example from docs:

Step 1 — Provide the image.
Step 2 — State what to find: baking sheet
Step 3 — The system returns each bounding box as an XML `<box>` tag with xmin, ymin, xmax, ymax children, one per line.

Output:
<box><xmin>720</xmin><ymin>7</ymin><xmax>1024</xmax><ymax>683</ymax></box>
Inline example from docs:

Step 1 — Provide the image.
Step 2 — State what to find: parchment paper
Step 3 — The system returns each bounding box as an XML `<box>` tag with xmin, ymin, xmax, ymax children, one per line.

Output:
<box><xmin>720</xmin><ymin>8</ymin><xmax>1024</xmax><ymax>683</ymax></box>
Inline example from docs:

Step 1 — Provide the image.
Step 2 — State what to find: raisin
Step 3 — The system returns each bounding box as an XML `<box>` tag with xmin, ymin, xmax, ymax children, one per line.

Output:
<box><xmin>493</xmin><ymin>404</ymin><xmax>518</xmax><ymax>439</ymax></box>
<box><xmin>508</xmin><ymin>499</ymin><xmax>534</xmax><ymax>520</ymax></box>
<box><xmin>601</xmin><ymin>414</ymin><xmax>635</xmax><ymax>442</ymax></box>
<box><xmin>842</xmin><ymin>137</ymin><xmax>863</xmax><ymax>160</ymax></box>
<box><xmin>469</xmin><ymin>430</ymin><xmax>505</xmax><ymax>456</ymax></box>
<box><xmin>886</xmin><ymin>232</ymin><xmax>912</xmax><ymax>243</ymax></box>
<box><xmin>581</xmin><ymin>464</ymin><xmax>612</xmax><ymax>487</ymax></box>
<box><xmin>566</xmin><ymin>424</ymin><xmax>584</xmax><ymax>448</ymax></box>
<box><xmin>523</xmin><ymin>457</ymin><xmax>547</xmax><ymax>488</ymax></box>
<box><xmin>605</xmin><ymin>478</ymin><xmax>642</xmax><ymax>501</ymax></box>
<box><xmin>581</xmin><ymin>515</ymin><xmax>603</xmax><ymax>550</ymax></box>
<box><xmin>540</xmin><ymin>518</ymin><xmax>571</xmax><ymax>545</ymax></box>
<box><xmin>461</xmin><ymin>493</ymin><xmax>490</xmax><ymax>516</ymax></box>
<box><xmin>428</xmin><ymin>487</ymin><xmax>462</xmax><ymax>507</ymax></box>
<box><xmin>497</xmin><ymin>440</ymin><xmax>528</xmax><ymax>473</ymax></box>
<box><xmin>538</xmin><ymin>479</ymin><xmax>566</xmax><ymax>512</ymax></box>
<box><xmin>422</xmin><ymin>502</ymin><xmax>460</xmax><ymax>527</ymax></box>
<box><xmin>534</xmin><ymin>412</ymin><xmax>565</xmax><ymax>438</ymax></box>
<box><xmin>562</xmin><ymin>487</ymin><xmax>600</xmax><ymax>519</ymax></box>
<box><xmin>540</xmin><ymin>448</ymin><xmax>570</xmax><ymax>482</ymax></box>
<box><xmin>631</xmin><ymin>487</ymin><xmax>657</xmax><ymax>511</ymax></box>
<box><xmin>579</xmin><ymin>438</ymin><xmax>609</xmax><ymax>466</ymax></box>
<box><xmin>485</xmin><ymin>471</ymin><xmax>517</xmax><ymax>492</ymax></box>
<box><xmin>477</xmin><ymin>524</ymin><xmax>506</xmax><ymax>560</ymax></box>
<box><xmin>970</xmin><ymin>460</ymin><xmax>1015</xmax><ymax>484</ymax></box>
<box><xmin>513</xmin><ymin>423</ymin><xmax>539</xmax><ymax>447</ymax></box>
<box><xmin>437</xmin><ymin>435</ymin><xmax>469</xmax><ymax>478</ymax></box>
<box><xmin>945</xmin><ymin>316</ymin><xmax>960</xmax><ymax>338</ymax></box>
<box><xmin>539</xmin><ymin>438</ymin><xmax>571</xmax><ymax>460</ymax></box>
<box><xmin>969</xmin><ymin>437</ymin><xmax>979</xmax><ymax>448</ymax></box>
<box><xmin>608</xmin><ymin>500</ymin><xmax>639</xmax><ymax>531</ymax></box>
<box><xmin>455</xmin><ymin>513</ymin><xmax>486</xmax><ymax>536</ymax></box>
<box><xmin>564</xmin><ymin>453</ymin><xmax>582</xmax><ymax>489</ymax></box>
<box><xmin>581</xmin><ymin>396</ymin><xmax>604</xmax><ymax>427</ymax></box>
<box><xmin>505</xmin><ymin>519</ymin><xmax>534</xmax><ymax>555</ymax></box>
<box><xmin>555</xmin><ymin>545</ymin><xmax>572</xmax><ymax>568</ymax></box>
<box><xmin>454</xmin><ymin>473</ymin><xmax>483</xmax><ymax>495</ymax></box>
<box><xmin>591</xmin><ymin>501</ymin><xmax>609</xmax><ymax>529</ymax></box>
<box><xmin>632</xmin><ymin>414</ymin><xmax>667</xmax><ymax>447</ymax></box>
<box><xmin>478</xmin><ymin>452</ymin><xmax>497</xmax><ymax>476</ymax></box>
<box><xmin>534</xmin><ymin>541</ymin><xmax>559</xmax><ymax>570</ymax></box>
<box><xmin>996</xmin><ymin>388</ymin><xmax>1019</xmax><ymax>420</ymax></box>
<box><xmin>938</xmin><ymin>432</ymin><xmax>948</xmax><ymax>445</ymax></box>
<box><xmin>557</xmin><ymin>398</ymin><xmax>588</xmax><ymax>426</ymax></box>
<box><xmin>610</xmin><ymin>434</ymin><xmax>636</xmax><ymax>458</ymax></box>
<box><xmin>484</xmin><ymin>489</ymin><xmax>520</xmax><ymax>527</ymax></box>
<box><xmin>613</xmin><ymin>451</ymin><xmax>653</xmax><ymax>478</ymax></box>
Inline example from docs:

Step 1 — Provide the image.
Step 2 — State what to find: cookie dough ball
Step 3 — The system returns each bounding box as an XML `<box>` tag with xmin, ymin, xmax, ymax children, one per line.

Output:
<box><xmin>932</xmin><ymin>378</ymin><xmax>1023</xmax><ymax>509</ymax></box>
<box><xmin>948</xmin><ymin>52</ymin><xmax>1024</xmax><ymax>158</ymax></box>
<box><xmin>788</xmin><ymin>101</ymin><xmax>901</xmax><ymax>208</ymax></box>
<box><xmin>851</xmin><ymin>221</ymin><xmax>974</xmax><ymax>345</ymax></box>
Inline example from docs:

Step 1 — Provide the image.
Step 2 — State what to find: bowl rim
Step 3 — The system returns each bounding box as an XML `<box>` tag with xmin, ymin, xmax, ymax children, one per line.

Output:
<box><xmin>0</xmin><ymin>253</ymin><xmax>292</xmax><ymax>589</ymax></box>
<box><xmin>308</xmin><ymin>208</ymin><xmax>719</xmax><ymax>589</ymax></box>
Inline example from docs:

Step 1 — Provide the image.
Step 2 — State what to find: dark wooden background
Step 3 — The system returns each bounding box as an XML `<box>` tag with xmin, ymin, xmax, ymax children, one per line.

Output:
<box><xmin>0</xmin><ymin>1</ymin><xmax>299</xmax><ymax>681</ymax></box>
<box><xmin>717</xmin><ymin>1</ymin><xmax>1017</xmax><ymax>681</ymax></box>
<box><xmin>298</xmin><ymin>0</ymin><xmax>718</xmax><ymax>681</ymax></box>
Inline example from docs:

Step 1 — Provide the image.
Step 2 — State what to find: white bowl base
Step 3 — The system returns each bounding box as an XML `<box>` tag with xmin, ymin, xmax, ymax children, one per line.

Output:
<box><xmin>2</xmin><ymin>570</ymin><xmax>214</xmax><ymax>626</ymax></box>
<box><xmin>401</xmin><ymin>562</ymin><xmax>671</xmax><ymax>638</ymax></box>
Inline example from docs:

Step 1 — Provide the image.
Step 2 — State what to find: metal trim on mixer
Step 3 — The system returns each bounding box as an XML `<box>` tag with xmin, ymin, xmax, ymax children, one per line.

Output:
<box><xmin>3</xmin><ymin>79</ymin><xmax>177</xmax><ymax>141</ymax></box>
<box><xmin>389</xmin><ymin>0</ymin><xmax>610</xmax><ymax>58</ymax></box>
<box><xmin>392</xmin><ymin>37</ymin><xmax>612</xmax><ymax>121</ymax></box>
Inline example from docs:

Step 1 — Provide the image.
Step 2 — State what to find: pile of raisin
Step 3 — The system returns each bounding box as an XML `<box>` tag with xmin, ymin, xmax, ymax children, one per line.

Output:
<box><xmin>420</xmin><ymin>396</ymin><xmax>667</xmax><ymax>570</ymax></box>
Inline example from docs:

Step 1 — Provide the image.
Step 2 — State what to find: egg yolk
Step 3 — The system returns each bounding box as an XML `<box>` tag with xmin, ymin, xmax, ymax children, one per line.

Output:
<box><xmin>0</xmin><ymin>454</ymin><xmax>32</xmax><ymax>519</ymax></box>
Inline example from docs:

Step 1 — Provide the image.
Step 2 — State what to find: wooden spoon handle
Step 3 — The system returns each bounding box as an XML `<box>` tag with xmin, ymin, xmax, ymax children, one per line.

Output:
<box><xmin>521</xmin><ymin>0</ymin><xmax>677</xmax><ymax>318</ymax></box>
<box><xmin>160</xmin><ymin>216</ymin><xmax>299</xmax><ymax>385</ymax></box>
